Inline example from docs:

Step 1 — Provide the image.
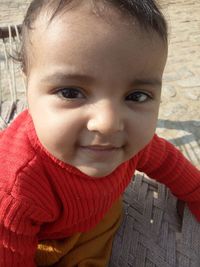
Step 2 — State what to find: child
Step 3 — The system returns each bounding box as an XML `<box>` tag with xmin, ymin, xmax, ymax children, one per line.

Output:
<box><xmin>0</xmin><ymin>0</ymin><xmax>199</xmax><ymax>266</ymax></box>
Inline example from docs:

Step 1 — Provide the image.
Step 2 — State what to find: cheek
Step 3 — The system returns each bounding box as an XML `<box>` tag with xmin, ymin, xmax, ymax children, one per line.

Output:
<box><xmin>127</xmin><ymin>111</ymin><xmax>158</xmax><ymax>154</ymax></box>
<box><xmin>30</xmin><ymin>108</ymin><xmax>84</xmax><ymax>151</ymax></box>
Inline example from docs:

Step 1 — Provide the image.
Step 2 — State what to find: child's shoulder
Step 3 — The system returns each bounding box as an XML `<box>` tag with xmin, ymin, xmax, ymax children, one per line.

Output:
<box><xmin>0</xmin><ymin>109</ymin><xmax>36</xmax><ymax>177</ymax></box>
<box><xmin>0</xmin><ymin>110</ymin><xmax>58</xmax><ymax>211</ymax></box>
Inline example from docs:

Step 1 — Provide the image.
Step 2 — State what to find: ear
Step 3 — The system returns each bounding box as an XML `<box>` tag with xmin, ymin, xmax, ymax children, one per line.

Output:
<box><xmin>21</xmin><ymin>69</ymin><xmax>28</xmax><ymax>86</ymax></box>
<box><xmin>20</xmin><ymin>69</ymin><xmax>29</xmax><ymax>108</ymax></box>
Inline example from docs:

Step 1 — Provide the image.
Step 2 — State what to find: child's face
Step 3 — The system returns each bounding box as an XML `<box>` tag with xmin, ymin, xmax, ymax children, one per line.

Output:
<box><xmin>26</xmin><ymin>2</ymin><xmax>167</xmax><ymax>177</ymax></box>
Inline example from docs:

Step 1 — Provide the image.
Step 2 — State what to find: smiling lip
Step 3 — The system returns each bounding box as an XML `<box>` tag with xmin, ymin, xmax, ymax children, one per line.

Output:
<box><xmin>79</xmin><ymin>145</ymin><xmax>123</xmax><ymax>155</ymax></box>
<box><xmin>78</xmin><ymin>145</ymin><xmax>123</xmax><ymax>159</ymax></box>
<box><xmin>79</xmin><ymin>145</ymin><xmax>122</xmax><ymax>151</ymax></box>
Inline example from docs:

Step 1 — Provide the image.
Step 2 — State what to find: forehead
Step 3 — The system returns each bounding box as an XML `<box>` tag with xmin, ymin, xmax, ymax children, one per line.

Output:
<box><xmin>27</xmin><ymin>1</ymin><xmax>167</xmax><ymax>80</ymax></box>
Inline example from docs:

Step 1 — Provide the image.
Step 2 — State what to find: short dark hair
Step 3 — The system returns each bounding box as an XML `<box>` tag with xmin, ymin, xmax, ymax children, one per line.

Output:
<box><xmin>19</xmin><ymin>0</ymin><xmax>168</xmax><ymax>73</ymax></box>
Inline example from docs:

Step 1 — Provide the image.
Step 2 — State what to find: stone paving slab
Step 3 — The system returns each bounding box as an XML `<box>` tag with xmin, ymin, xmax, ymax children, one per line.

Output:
<box><xmin>0</xmin><ymin>1</ymin><xmax>30</xmax><ymax>26</ymax></box>
<box><xmin>156</xmin><ymin>1</ymin><xmax>200</xmax><ymax>167</ymax></box>
<box><xmin>0</xmin><ymin>0</ymin><xmax>199</xmax><ymax>168</ymax></box>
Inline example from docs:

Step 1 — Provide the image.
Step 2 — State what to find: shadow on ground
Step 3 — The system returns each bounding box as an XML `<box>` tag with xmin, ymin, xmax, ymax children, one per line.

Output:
<box><xmin>157</xmin><ymin>119</ymin><xmax>200</xmax><ymax>166</ymax></box>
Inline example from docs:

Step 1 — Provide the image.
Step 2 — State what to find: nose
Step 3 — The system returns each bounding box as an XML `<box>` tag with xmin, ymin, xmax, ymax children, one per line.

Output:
<box><xmin>87</xmin><ymin>100</ymin><xmax>124</xmax><ymax>134</ymax></box>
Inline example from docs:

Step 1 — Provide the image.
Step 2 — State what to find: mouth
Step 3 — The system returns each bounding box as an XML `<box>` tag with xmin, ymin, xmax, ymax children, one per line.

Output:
<box><xmin>75</xmin><ymin>143</ymin><xmax>125</xmax><ymax>167</ymax></box>
<box><xmin>78</xmin><ymin>144</ymin><xmax>124</xmax><ymax>160</ymax></box>
<box><xmin>79</xmin><ymin>145</ymin><xmax>123</xmax><ymax>151</ymax></box>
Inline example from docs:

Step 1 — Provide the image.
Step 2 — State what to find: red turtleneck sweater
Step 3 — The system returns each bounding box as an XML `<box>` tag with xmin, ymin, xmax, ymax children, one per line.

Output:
<box><xmin>0</xmin><ymin>110</ymin><xmax>200</xmax><ymax>267</ymax></box>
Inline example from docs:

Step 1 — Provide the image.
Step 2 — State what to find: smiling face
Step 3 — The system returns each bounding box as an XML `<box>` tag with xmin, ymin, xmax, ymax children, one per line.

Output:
<box><xmin>26</xmin><ymin>2</ymin><xmax>167</xmax><ymax>177</ymax></box>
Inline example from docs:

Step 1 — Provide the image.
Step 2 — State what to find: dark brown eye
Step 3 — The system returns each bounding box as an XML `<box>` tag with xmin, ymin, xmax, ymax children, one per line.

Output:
<box><xmin>125</xmin><ymin>91</ymin><xmax>152</xmax><ymax>102</ymax></box>
<box><xmin>57</xmin><ymin>88</ymin><xmax>85</xmax><ymax>99</ymax></box>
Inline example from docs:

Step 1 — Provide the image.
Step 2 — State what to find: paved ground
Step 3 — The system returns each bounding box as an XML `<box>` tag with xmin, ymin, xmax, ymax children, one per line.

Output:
<box><xmin>0</xmin><ymin>0</ymin><xmax>200</xmax><ymax>167</ymax></box>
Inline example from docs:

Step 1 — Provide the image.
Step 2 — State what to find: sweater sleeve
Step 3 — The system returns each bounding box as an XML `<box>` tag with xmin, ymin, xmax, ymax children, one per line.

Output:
<box><xmin>0</xmin><ymin>194</ymin><xmax>40</xmax><ymax>267</ymax></box>
<box><xmin>0</xmin><ymin>172</ymin><xmax>57</xmax><ymax>267</ymax></box>
<box><xmin>136</xmin><ymin>134</ymin><xmax>200</xmax><ymax>221</ymax></box>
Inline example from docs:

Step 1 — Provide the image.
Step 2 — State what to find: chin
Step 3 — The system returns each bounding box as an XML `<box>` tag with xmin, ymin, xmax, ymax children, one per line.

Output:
<box><xmin>79</xmin><ymin>166</ymin><xmax>116</xmax><ymax>178</ymax></box>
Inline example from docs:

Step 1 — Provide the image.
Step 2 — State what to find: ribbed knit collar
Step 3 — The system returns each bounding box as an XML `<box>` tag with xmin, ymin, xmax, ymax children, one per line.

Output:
<box><xmin>24</xmin><ymin>109</ymin><xmax>129</xmax><ymax>181</ymax></box>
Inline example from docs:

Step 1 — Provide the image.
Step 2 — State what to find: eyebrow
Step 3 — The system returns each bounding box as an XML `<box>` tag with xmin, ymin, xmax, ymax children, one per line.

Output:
<box><xmin>41</xmin><ymin>72</ymin><xmax>162</xmax><ymax>87</ymax></box>
<box><xmin>131</xmin><ymin>78</ymin><xmax>162</xmax><ymax>87</ymax></box>
<box><xmin>41</xmin><ymin>73</ymin><xmax>95</xmax><ymax>84</ymax></box>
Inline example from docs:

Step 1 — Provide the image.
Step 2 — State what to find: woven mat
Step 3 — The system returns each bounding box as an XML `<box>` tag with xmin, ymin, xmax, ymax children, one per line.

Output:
<box><xmin>109</xmin><ymin>174</ymin><xmax>200</xmax><ymax>267</ymax></box>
